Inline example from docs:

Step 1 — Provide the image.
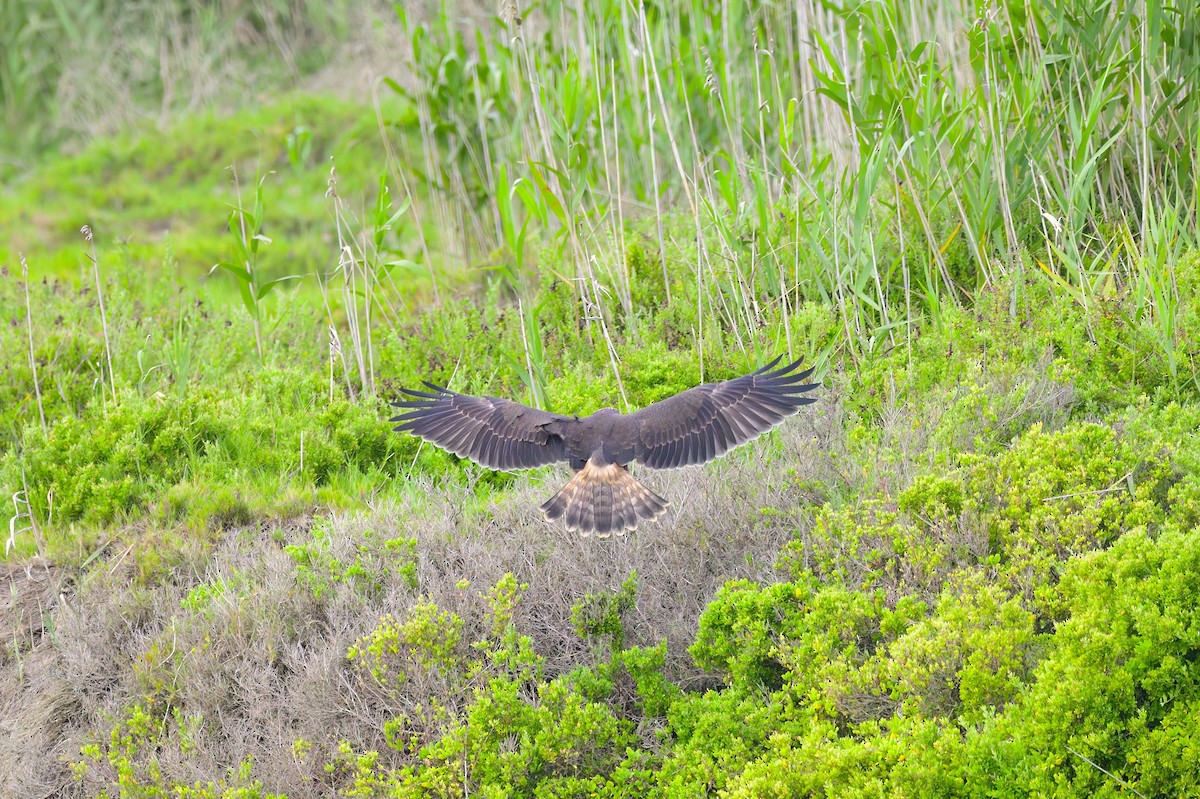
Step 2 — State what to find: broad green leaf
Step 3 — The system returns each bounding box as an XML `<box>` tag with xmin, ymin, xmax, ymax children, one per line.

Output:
<box><xmin>256</xmin><ymin>274</ymin><xmax>302</xmax><ymax>301</ymax></box>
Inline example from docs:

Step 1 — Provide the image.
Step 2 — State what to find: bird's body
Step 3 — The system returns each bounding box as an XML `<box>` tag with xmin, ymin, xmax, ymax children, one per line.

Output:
<box><xmin>391</xmin><ymin>356</ymin><xmax>818</xmax><ymax>536</ymax></box>
<box><xmin>558</xmin><ymin>407</ymin><xmax>628</xmax><ymax>468</ymax></box>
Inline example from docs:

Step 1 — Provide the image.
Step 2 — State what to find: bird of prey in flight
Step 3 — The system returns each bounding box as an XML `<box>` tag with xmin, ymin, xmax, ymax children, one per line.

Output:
<box><xmin>391</xmin><ymin>355</ymin><xmax>818</xmax><ymax>536</ymax></box>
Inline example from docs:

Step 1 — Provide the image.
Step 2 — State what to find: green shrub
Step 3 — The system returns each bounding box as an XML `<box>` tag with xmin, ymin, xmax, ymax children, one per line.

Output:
<box><xmin>329</xmin><ymin>573</ymin><xmax>680</xmax><ymax>796</ymax></box>
<box><xmin>968</xmin><ymin>528</ymin><xmax>1200</xmax><ymax>797</ymax></box>
<box><xmin>74</xmin><ymin>703</ymin><xmax>281</xmax><ymax>799</ymax></box>
<box><xmin>855</xmin><ymin>572</ymin><xmax>1036</xmax><ymax>724</ymax></box>
<box><xmin>5</xmin><ymin>370</ymin><xmax>405</xmax><ymax>531</ymax></box>
<box><xmin>349</xmin><ymin>601</ymin><xmax>464</xmax><ymax>687</ymax></box>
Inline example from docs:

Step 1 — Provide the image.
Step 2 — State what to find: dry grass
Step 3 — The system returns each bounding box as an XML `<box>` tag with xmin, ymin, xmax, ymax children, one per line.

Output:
<box><xmin>0</xmin><ymin>560</ymin><xmax>74</xmax><ymax>797</ymax></box>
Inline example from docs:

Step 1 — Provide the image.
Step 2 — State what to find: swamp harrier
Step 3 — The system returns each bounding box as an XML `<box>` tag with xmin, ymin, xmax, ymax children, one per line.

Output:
<box><xmin>391</xmin><ymin>355</ymin><xmax>819</xmax><ymax>536</ymax></box>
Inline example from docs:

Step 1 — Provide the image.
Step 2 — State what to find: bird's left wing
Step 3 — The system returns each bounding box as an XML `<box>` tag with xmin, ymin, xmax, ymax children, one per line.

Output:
<box><xmin>618</xmin><ymin>356</ymin><xmax>818</xmax><ymax>469</ymax></box>
<box><xmin>390</xmin><ymin>384</ymin><xmax>570</xmax><ymax>471</ymax></box>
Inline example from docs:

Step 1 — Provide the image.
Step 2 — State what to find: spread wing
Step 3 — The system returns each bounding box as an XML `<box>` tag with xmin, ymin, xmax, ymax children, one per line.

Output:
<box><xmin>390</xmin><ymin>383</ymin><xmax>569</xmax><ymax>471</ymax></box>
<box><xmin>622</xmin><ymin>356</ymin><xmax>818</xmax><ymax>469</ymax></box>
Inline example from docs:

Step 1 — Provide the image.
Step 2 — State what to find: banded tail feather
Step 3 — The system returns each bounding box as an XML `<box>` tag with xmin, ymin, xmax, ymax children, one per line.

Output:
<box><xmin>539</xmin><ymin>457</ymin><xmax>669</xmax><ymax>537</ymax></box>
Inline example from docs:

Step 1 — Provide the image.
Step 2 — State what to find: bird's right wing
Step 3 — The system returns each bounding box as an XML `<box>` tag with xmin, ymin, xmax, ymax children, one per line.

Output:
<box><xmin>390</xmin><ymin>384</ymin><xmax>569</xmax><ymax>471</ymax></box>
<box><xmin>622</xmin><ymin>356</ymin><xmax>818</xmax><ymax>469</ymax></box>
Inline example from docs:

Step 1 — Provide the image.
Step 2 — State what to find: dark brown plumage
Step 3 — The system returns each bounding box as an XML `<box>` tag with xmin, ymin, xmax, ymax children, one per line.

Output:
<box><xmin>390</xmin><ymin>355</ymin><xmax>819</xmax><ymax>536</ymax></box>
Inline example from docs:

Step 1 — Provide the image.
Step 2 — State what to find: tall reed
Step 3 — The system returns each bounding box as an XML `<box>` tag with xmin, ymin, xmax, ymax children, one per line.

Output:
<box><xmin>381</xmin><ymin>0</ymin><xmax>1198</xmax><ymax>373</ymax></box>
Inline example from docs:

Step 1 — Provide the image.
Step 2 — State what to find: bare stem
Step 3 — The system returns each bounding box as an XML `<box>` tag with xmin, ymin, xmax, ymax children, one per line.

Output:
<box><xmin>19</xmin><ymin>254</ymin><xmax>47</xmax><ymax>434</ymax></box>
<box><xmin>81</xmin><ymin>226</ymin><xmax>117</xmax><ymax>403</ymax></box>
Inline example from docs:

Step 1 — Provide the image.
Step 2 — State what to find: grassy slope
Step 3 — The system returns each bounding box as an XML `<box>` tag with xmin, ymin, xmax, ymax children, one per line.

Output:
<box><xmin>1</xmin><ymin>94</ymin><xmax>417</xmax><ymax>283</ymax></box>
<box><xmin>2</xmin><ymin>97</ymin><xmax>1199</xmax><ymax>796</ymax></box>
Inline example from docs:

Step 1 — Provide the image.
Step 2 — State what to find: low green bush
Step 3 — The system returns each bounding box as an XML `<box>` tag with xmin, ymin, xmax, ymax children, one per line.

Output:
<box><xmin>7</xmin><ymin>372</ymin><xmax>406</xmax><ymax>533</ymax></box>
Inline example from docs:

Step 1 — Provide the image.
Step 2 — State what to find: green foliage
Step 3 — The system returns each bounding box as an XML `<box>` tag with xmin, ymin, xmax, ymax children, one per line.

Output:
<box><xmin>478</xmin><ymin>573</ymin><xmax>542</xmax><ymax>678</ymax></box>
<box><xmin>2</xmin><ymin>94</ymin><xmax>408</xmax><ymax>281</ymax></box>
<box><xmin>572</xmin><ymin>571</ymin><xmax>638</xmax><ymax>653</ymax></box>
<box><xmin>692</xmin><ymin>579</ymin><xmax>813</xmax><ymax>691</ymax></box>
<box><xmin>348</xmin><ymin>601</ymin><xmax>464</xmax><ymax>687</ymax></box>
<box><xmin>286</xmin><ymin>520</ymin><xmax>417</xmax><ymax>601</ymax></box>
<box><xmin>963</xmin><ymin>422</ymin><xmax>1172</xmax><ymax>604</ymax></box>
<box><xmin>656</xmin><ymin>688</ymin><xmax>802</xmax><ymax>797</ymax></box>
<box><xmin>670</xmin><ymin>407</ymin><xmax>1196</xmax><ymax>797</ymax></box>
<box><xmin>180</xmin><ymin>573</ymin><xmax>250</xmax><ymax>616</ymax></box>
<box><xmin>856</xmin><ymin>573</ymin><xmax>1036</xmax><ymax>724</ymax></box>
<box><xmin>3</xmin><ymin>370</ymin><xmax>405</xmax><ymax>535</ymax></box>
<box><xmin>327</xmin><ymin>574</ymin><xmax>692</xmax><ymax>796</ymax></box>
<box><xmin>664</xmin><ymin>534</ymin><xmax>1200</xmax><ymax>797</ymax></box>
<box><xmin>968</xmin><ymin>528</ymin><xmax>1200</xmax><ymax>797</ymax></box>
<box><xmin>213</xmin><ymin>175</ymin><xmax>302</xmax><ymax>363</ymax></box>
<box><xmin>74</xmin><ymin>703</ymin><xmax>280</xmax><ymax>799</ymax></box>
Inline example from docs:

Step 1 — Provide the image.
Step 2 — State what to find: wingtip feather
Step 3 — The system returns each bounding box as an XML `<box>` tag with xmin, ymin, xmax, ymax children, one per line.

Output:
<box><xmin>753</xmin><ymin>354</ymin><xmax>785</xmax><ymax>375</ymax></box>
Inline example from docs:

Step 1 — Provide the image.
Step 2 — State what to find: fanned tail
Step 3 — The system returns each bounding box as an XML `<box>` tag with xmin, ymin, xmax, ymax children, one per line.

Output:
<box><xmin>540</xmin><ymin>457</ymin><xmax>669</xmax><ymax>537</ymax></box>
